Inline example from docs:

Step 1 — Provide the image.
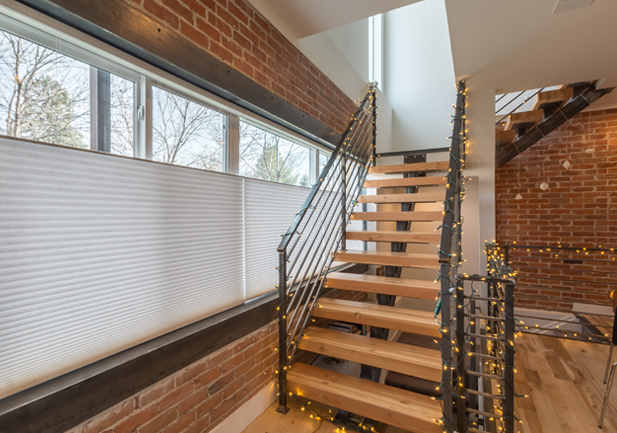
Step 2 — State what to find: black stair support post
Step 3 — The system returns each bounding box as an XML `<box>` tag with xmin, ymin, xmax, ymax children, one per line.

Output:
<box><xmin>360</xmin><ymin>153</ymin><xmax>427</xmax><ymax>383</ymax></box>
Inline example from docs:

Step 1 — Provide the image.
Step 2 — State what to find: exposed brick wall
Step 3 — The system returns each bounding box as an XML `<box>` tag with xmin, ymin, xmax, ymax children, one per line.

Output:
<box><xmin>64</xmin><ymin>322</ymin><xmax>279</xmax><ymax>433</ymax></box>
<box><xmin>126</xmin><ymin>0</ymin><xmax>357</xmax><ymax>133</ymax></box>
<box><xmin>496</xmin><ymin>108</ymin><xmax>617</xmax><ymax>311</ymax></box>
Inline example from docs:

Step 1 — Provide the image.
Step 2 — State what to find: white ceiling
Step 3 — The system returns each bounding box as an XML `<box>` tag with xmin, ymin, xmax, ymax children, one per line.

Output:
<box><xmin>246</xmin><ymin>0</ymin><xmax>422</xmax><ymax>40</ymax></box>
<box><xmin>445</xmin><ymin>0</ymin><xmax>617</xmax><ymax>109</ymax></box>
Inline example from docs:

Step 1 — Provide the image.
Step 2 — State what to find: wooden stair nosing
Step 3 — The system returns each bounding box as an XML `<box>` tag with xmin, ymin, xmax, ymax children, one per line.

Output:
<box><xmin>531</xmin><ymin>87</ymin><xmax>574</xmax><ymax>111</ymax></box>
<box><xmin>299</xmin><ymin>327</ymin><xmax>441</xmax><ymax>381</ymax></box>
<box><xmin>357</xmin><ymin>191</ymin><xmax>444</xmax><ymax>204</ymax></box>
<box><xmin>504</xmin><ymin>109</ymin><xmax>543</xmax><ymax>130</ymax></box>
<box><xmin>363</xmin><ymin>176</ymin><xmax>447</xmax><ymax>189</ymax></box>
<box><xmin>325</xmin><ymin>272</ymin><xmax>439</xmax><ymax>300</ymax></box>
<box><xmin>368</xmin><ymin>161</ymin><xmax>448</xmax><ymax>175</ymax></box>
<box><xmin>345</xmin><ymin>230</ymin><xmax>441</xmax><ymax>244</ymax></box>
<box><xmin>287</xmin><ymin>363</ymin><xmax>442</xmax><ymax>433</ymax></box>
<box><xmin>336</xmin><ymin>250</ymin><xmax>440</xmax><ymax>269</ymax></box>
<box><xmin>312</xmin><ymin>298</ymin><xmax>441</xmax><ymax>338</ymax></box>
<box><xmin>350</xmin><ymin>211</ymin><xmax>443</xmax><ymax>222</ymax></box>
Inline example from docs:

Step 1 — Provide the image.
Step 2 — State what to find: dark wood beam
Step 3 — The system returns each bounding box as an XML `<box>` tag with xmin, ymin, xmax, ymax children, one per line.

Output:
<box><xmin>15</xmin><ymin>0</ymin><xmax>342</xmax><ymax>148</ymax></box>
<box><xmin>496</xmin><ymin>85</ymin><xmax>614</xmax><ymax>168</ymax></box>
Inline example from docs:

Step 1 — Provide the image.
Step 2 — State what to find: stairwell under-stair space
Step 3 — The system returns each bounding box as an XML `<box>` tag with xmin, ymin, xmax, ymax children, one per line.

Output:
<box><xmin>274</xmin><ymin>82</ymin><xmax>468</xmax><ymax>433</ymax></box>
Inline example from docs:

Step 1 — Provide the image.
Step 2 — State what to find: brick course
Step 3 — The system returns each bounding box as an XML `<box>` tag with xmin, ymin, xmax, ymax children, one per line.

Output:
<box><xmin>496</xmin><ymin>108</ymin><xmax>617</xmax><ymax>311</ymax></box>
<box><xmin>125</xmin><ymin>0</ymin><xmax>357</xmax><ymax>134</ymax></box>
<box><xmin>66</xmin><ymin>322</ymin><xmax>278</xmax><ymax>433</ymax></box>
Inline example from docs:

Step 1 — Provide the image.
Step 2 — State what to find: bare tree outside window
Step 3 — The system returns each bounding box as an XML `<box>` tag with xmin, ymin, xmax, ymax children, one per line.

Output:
<box><xmin>152</xmin><ymin>86</ymin><xmax>225</xmax><ymax>172</ymax></box>
<box><xmin>0</xmin><ymin>31</ymin><xmax>90</xmax><ymax>148</ymax></box>
<box><xmin>239</xmin><ymin>122</ymin><xmax>310</xmax><ymax>187</ymax></box>
<box><xmin>110</xmin><ymin>74</ymin><xmax>134</xmax><ymax>157</ymax></box>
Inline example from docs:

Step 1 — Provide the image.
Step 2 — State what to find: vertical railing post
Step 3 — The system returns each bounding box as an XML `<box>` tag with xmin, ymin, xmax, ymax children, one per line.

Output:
<box><xmin>456</xmin><ymin>278</ymin><xmax>467</xmax><ymax>433</ymax></box>
<box><xmin>371</xmin><ymin>86</ymin><xmax>377</xmax><ymax>166</ymax></box>
<box><xmin>277</xmin><ymin>250</ymin><xmax>289</xmax><ymax>414</ymax></box>
<box><xmin>503</xmin><ymin>282</ymin><xmax>515</xmax><ymax>432</ymax></box>
<box><xmin>440</xmin><ymin>263</ymin><xmax>453</xmax><ymax>431</ymax></box>
<box><xmin>504</xmin><ymin>244</ymin><xmax>510</xmax><ymax>269</ymax></box>
<box><xmin>340</xmin><ymin>149</ymin><xmax>347</xmax><ymax>251</ymax></box>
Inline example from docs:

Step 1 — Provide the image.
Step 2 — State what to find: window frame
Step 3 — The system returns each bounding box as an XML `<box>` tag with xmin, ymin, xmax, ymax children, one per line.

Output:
<box><xmin>0</xmin><ymin>2</ymin><xmax>329</xmax><ymax>183</ymax></box>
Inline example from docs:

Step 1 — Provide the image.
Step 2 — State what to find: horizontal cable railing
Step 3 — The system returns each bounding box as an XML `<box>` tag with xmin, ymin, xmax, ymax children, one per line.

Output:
<box><xmin>495</xmin><ymin>87</ymin><xmax>545</xmax><ymax>124</ymax></box>
<box><xmin>276</xmin><ymin>84</ymin><xmax>377</xmax><ymax>413</ymax></box>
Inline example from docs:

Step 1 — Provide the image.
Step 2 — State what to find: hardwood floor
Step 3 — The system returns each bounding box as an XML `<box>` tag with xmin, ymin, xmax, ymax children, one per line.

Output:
<box><xmin>243</xmin><ymin>333</ymin><xmax>616</xmax><ymax>433</ymax></box>
<box><xmin>515</xmin><ymin>333</ymin><xmax>616</xmax><ymax>433</ymax></box>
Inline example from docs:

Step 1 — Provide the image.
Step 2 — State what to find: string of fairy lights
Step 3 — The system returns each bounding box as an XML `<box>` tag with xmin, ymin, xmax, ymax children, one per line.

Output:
<box><xmin>432</xmin><ymin>82</ymin><xmax>471</xmax><ymax>432</ymax></box>
<box><xmin>488</xmin><ymin>241</ymin><xmax>616</xmax><ymax>342</ymax></box>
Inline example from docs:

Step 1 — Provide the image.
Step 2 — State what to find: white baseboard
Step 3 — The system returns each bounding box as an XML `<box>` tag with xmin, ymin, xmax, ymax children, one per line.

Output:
<box><xmin>210</xmin><ymin>381</ymin><xmax>277</xmax><ymax>433</ymax></box>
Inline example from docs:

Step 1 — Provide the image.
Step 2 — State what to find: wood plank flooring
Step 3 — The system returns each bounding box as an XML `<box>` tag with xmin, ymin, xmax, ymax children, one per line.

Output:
<box><xmin>515</xmin><ymin>333</ymin><xmax>617</xmax><ymax>433</ymax></box>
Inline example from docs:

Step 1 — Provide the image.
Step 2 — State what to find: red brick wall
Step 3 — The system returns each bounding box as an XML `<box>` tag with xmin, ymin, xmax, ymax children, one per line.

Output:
<box><xmin>496</xmin><ymin>108</ymin><xmax>617</xmax><ymax>311</ymax></box>
<box><xmin>65</xmin><ymin>322</ymin><xmax>279</xmax><ymax>433</ymax></box>
<box><xmin>128</xmin><ymin>0</ymin><xmax>357</xmax><ymax>133</ymax></box>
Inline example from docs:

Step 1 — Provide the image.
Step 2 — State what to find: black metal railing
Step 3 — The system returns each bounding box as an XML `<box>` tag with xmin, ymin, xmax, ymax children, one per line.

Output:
<box><xmin>437</xmin><ymin>80</ymin><xmax>468</xmax><ymax>430</ymax></box>
<box><xmin>495</xmin><ymin>87</ymin><xmax>545</xmax><ymax>125</ymax></box>
<box><xmin>275</xmin><ymin>84</ymin><xmax>377</xmax><ymax>413</ymax></box>
<box><xmin>451</xmin><ymin>273</ymin><xmax>517</xmax><ymax>433</ymax></box>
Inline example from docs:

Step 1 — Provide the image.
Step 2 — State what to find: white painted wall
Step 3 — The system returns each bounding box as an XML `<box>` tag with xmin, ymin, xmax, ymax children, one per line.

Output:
<box><xmin>326</xmin><ymin>19</ymin><xmax>370</xmax><ymax>83</ymax></box>
<box><xmin>460</xmin><ymin>87</ymin><xmax>497</xmax><ymax>276</ymax></box>
<box><xmin>383</xmin><ymin>0</ymin><xmax>456</xmax><ymax>151</ymax></box>
<box><xmin>298</xmin><ymin>31</ymin><xmax>368</xmax><ymax>103</ymax></box>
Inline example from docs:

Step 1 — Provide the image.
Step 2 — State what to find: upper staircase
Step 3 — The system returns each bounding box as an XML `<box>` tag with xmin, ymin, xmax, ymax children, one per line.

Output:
<box><xmin>495</xmin><ymin>81</ymin><xmax>614</xmax><ymax>167</ymax></box>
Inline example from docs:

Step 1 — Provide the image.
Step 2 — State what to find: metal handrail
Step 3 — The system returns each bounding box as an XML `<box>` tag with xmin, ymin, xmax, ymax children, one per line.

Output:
<box><xmin>439</xmin><ymin>80</ymin><xmax>468</xmax><ymax>431</ymax></box>
<box><xmin>276</xmin><ymin>84</ymin><xmax>377</xmax><ymax>413</ymax></box>
<box><xmin>495</xmin><ymin>87</ymin><xmax>545</xmax><ymax>125</ymax></box>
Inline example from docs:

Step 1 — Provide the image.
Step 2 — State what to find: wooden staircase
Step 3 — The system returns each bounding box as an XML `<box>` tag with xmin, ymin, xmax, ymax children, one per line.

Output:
<box><xmin>287</xmin><ymin>157</ymin><xmax>448</xmax><ymax>433</ymax></box>
<box><xmin>496</xmin><ymin>81</ymin><xmax>614</xmax><ymax>167</ymax></box>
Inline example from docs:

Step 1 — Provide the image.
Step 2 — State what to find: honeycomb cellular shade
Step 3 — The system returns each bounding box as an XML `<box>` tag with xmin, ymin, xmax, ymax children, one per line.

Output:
<box><xmin>0</xmin><ymin>138</ymin><xmax>247</xmax><ymax>398</ymax></box>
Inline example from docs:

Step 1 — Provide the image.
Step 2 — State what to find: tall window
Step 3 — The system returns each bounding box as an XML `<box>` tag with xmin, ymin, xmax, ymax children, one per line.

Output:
<box><xmin>239</xmin><ymin>121</ymin><xmax>310</xmax><ymax>186</ymax></box>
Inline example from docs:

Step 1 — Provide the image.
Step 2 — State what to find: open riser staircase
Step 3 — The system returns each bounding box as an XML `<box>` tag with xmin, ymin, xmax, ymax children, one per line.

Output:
<box><xmin>495</xmin><ymin>81</ymin><xmax>614</xmax><ymax>167</ymax></box>
<box><xmin>276</xmin><ymin>82</ymin><xmax>515</xmax><ymax>433</ymax></box>
<box><xmin>287</xmin><ymin>154</ymin><xmax>450</xmax><ymax>433</ymax></box>
<box><xmin>278</xmin><ymin>82</ymin><xmax>514</xmax><ymax>433</ymax></box>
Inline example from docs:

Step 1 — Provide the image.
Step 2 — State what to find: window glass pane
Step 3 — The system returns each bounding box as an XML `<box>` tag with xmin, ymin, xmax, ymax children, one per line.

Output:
<box><xmin>319</xmin><ymin>151</ymin><xmax>331</xmax><ymax>173</ymax></box>
<box><xmin>152</xmin><ymin>86</ymin><xmax>226</xmax><ymax>172</ymax></box>
<box><xmin>0</xmin><ymin>30</ymin><xmax>90</xmax><ymax>148</ymax></box>
<box><xmin>109</xmin><ymin>73</ymin><xmax>134</xmax><ymax>157</ymax></box>
<box><xmin>239</xmin><ymin>121</ymin><xmax>310</xmax><ymax>186</ymax></box>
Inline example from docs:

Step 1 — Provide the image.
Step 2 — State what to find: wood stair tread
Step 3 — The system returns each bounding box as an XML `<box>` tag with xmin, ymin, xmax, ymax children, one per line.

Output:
<box><xmin>532</xmin><ymin>87</ymin><xmax>573</xmax><ymax>111</ymax></box>
<box><xmin>350</xmin><ymin>211</ymin><xmax>443</xmax><ymax>222</ymax></box>
<box><xmin>357</xmin><ymin>191</ymin><xmax>443</xmax><ymax>204</ymax></box>
<box><xmin>345</xmin><ymin>230</ymin><xmax>440</xmax><ymax>243</ymax></box>
<box><xmin>299</xmin><ymin>327</ymin><xmax>442</xmax><ymax>382</ymax></box>
<box><xmin>495</xmin><ymin>129</ymin><xmax>516</xmax><ymax>144</ymax></box>
<box><xmin>325</xmin><ymin>272</ymin><xmax>439</xmax><ymax>300</ymax></box>
<box><xmin>363</xmin><ymin>176</ymin><xmax>447</xmax><ymax>189</ymax></box>
<box><xmin>504</xmin><ymin>109</ymin><xmax>543</xmax><ymax>130</ymax></box>
<box><xmin>312</xmin><ymin>298</ymin><xmax>440</xmax><ymax>338</ymax></box>
<box><xmin>336</xmin><ymin>250</ymin><xmax>439</xmax><ymax>269</ymax></box>
<box><xmin>287</xmin><ymin>363</ymin><xmax>442</xmax><ymax>433</ymax></box>
<box><xmin>368</xmin><ymin>161</ymin><xmax>448</xmax><ymax>175</ymax></box>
